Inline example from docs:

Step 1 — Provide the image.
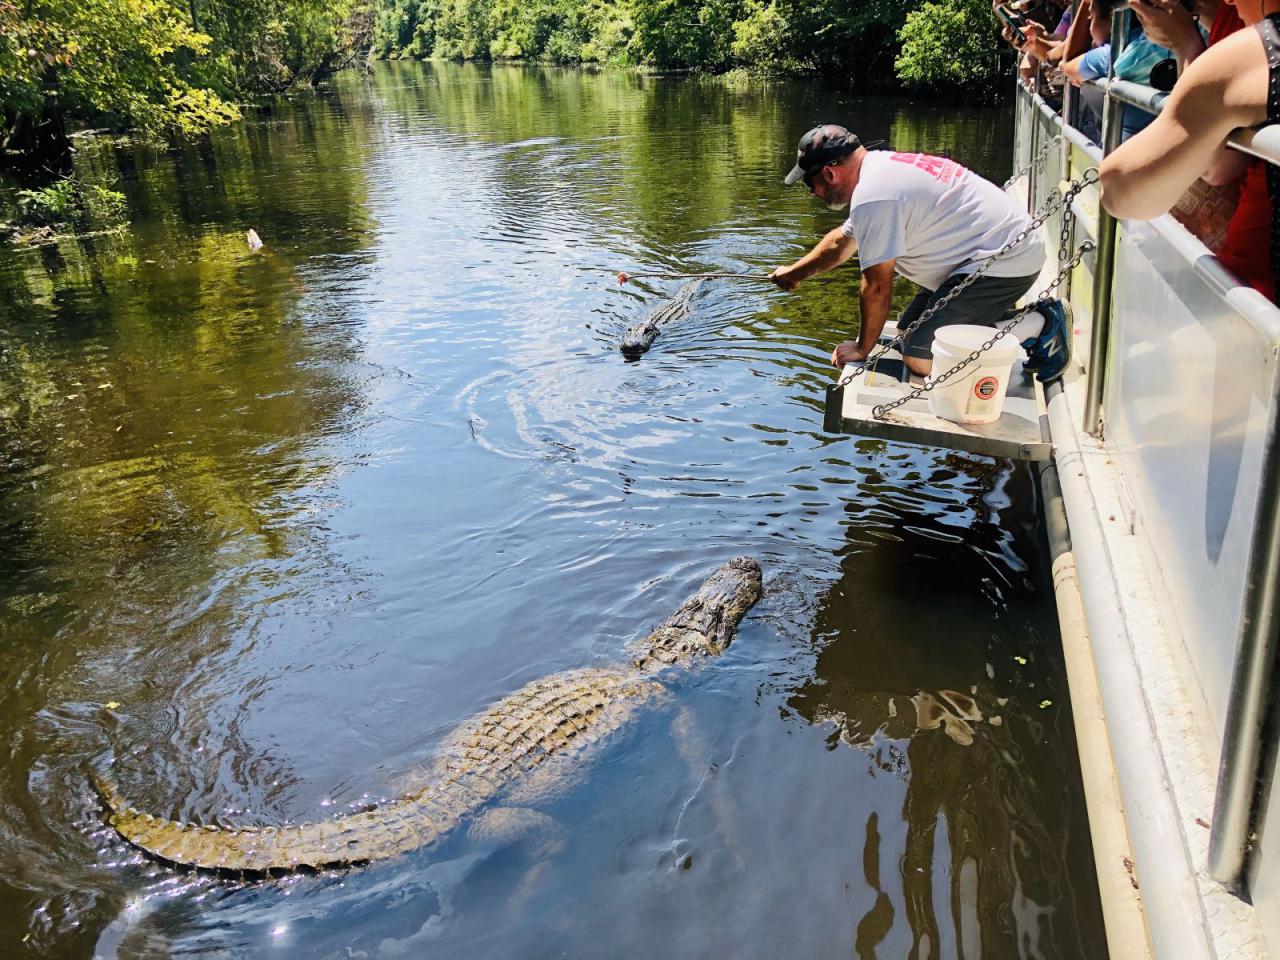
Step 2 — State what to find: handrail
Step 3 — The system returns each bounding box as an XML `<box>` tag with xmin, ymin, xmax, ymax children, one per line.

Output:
<box><xmin>1082</xmin><ymin>77</ymin><xmax>1280</xmax><ymax>167</ymax></box>
<box><xmin>1032</xmin><ymin>21</ymin><xmax>1280</xmax><ymax>899</ymax></box>
<box><xmin>1081</xmin><ymin>5</ymin><xmax>1130</xmax><ymax>436</ymax></box>
<box><xmin>1101</xmin><ymin>78</ymin><xmax>1169</xmax><ymax>116</ymax></box>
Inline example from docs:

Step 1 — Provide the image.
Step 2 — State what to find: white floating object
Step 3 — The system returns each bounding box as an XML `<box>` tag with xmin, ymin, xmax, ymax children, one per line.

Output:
<box><xmin>246</xmin><ymin>228</ymin><xmax>264</xmax><ymax>252</ymax></box>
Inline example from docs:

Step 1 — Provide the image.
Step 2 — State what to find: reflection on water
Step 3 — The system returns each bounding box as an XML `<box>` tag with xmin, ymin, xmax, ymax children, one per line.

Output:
<box><xmin>0</xmin><ymin>63</ymin><xmax>1105</xmax><ymax>958</ymax></box>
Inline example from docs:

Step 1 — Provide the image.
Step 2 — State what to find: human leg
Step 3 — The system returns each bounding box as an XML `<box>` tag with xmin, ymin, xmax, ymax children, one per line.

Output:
<box><xmin>898</xmin><ymin>272</ymin><xmax>1040</xmax><ymax>376</ymax></box>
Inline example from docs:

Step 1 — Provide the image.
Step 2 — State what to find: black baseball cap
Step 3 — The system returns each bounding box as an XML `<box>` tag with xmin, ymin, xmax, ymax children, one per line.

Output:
<box><xmin>783</xmin><ymin>124</ymin><xmax>863</xmax><ymax>186</ymax></box>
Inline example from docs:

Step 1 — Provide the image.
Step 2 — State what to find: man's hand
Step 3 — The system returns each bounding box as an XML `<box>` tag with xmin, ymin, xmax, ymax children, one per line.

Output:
<box><xmin>769</xmin><ymin>265</ymin><xmax>802</xmax><ymax>291</ymax></box>
<box><xmin>831</xmin><ymin>341</ymin><xmax>868</xmax><ymax>367</ymax></box>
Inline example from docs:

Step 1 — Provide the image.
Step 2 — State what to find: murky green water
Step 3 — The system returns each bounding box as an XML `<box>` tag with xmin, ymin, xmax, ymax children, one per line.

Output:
<box><xmin>0</xmin><ymin>63</ymin><xmax>1107</xmax><ymax>958</ymax></box>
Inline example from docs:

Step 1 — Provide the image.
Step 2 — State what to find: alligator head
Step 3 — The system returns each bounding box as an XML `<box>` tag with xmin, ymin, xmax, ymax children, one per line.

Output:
<box><xmin>635</xmin><ymin>556</ymin><xmax>762</xmax><ymax>670</ymax></box>
<box><xmin>619</xmin><ymin>322</ymin><xmax>659</xmax><ymax>357</ymax></box>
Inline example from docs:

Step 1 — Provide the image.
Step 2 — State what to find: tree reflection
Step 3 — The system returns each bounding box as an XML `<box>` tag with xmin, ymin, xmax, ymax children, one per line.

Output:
<box><xmin>786</xmin><ymin>456</ymin><xmax>1108</xmax><ymax>959</ymax></box>
<box><xmin>0</xmin><ymin>83</ymin><xmax>379</xmax><ymax>957</ymax></box>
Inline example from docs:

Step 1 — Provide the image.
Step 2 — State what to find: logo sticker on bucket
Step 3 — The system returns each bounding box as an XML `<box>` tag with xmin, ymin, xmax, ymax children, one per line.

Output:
<box><xmin>974</xmin><ymin>376</ymin><xmax>1000</xmax><ymax>401</ymax></box>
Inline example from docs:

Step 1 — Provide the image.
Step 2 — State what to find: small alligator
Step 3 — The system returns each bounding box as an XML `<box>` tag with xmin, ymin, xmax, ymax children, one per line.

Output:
<box><xmin>619</xmin><ymin>279</ymin><xmax>704</xmax><ymax>357</ymax></box>
<box><xmin>91</xmin><ymin>556</ymin><xmax>762</xmax><ymax>877</ymax></box>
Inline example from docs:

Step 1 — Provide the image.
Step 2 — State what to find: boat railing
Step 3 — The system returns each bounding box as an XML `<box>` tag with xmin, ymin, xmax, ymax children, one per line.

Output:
<box><xmin>1013</xmin><ymin>6</ymin><xmax>1280</xmax><ymax>951</ymax></box>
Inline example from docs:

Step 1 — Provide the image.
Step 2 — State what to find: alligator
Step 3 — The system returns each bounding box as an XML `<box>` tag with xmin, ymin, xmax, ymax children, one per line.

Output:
<box><xmin>619</xmin><ymin>279</ymin><xmax>704</xmax><ymax>357</ymax></box>
<box><xmin>91</xmin><ymin>556</ymin><xmax>762</xmax><ymax>877</ymax></box>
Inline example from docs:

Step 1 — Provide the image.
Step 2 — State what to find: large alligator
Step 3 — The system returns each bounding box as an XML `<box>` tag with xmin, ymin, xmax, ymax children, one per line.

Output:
<box><xmin>619</xmin><ymin>279</ymin><xmax>704</xmax><ymax>357</ymax></box>
<box><xmin>91</xmin><ymin>556</ymin><xmax>762</xmax><ymax>877</ymax></box>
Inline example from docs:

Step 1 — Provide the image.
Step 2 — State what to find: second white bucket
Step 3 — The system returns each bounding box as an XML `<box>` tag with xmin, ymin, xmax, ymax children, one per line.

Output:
<box><xmin>926</xmin><ymin>324</ymin><xmax>1021</xmax><ymax>425</ymax></box>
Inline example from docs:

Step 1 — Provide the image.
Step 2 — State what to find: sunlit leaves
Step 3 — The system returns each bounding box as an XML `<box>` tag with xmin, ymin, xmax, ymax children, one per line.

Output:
<box><xmin>370</xmin><ymin>0</ymin><xmax>1006</xmax><ymax>87</ymax></box>
<box><xmin>2</xmin><ymin>0</ymin><xmax>377</xmax><ymax>158</ymax></box>
<box><xmin>896</xmin><ymin>0</ymin><xmax>1005</xmax><ymax>89</ymax></box>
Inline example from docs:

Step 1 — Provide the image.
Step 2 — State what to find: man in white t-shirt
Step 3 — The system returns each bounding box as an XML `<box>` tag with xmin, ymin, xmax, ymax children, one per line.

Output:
<box><xmin>769</xmin><ymin>124</ymin><xmax>1070</xmax><ymax>382</ymax></box>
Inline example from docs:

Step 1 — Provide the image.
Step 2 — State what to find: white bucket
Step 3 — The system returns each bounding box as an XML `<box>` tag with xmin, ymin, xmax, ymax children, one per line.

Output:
<box><xmin>926</xmin><ymin>324</ymin><xmax>1021</xmax><ymax>425</ymax></box>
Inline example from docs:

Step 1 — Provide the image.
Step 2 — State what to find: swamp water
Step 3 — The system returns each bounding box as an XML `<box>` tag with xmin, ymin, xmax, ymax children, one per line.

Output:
<box><xmin>0</xmin><ymin>63</ymin><xmax>1107</xmax><ymax>958</ymax></box>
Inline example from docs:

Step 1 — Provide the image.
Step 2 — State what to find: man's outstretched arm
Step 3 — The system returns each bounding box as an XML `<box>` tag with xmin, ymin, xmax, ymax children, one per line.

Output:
<box><xmin>770</xmin><ymin>226</ymin><xmax>858</xmax><ymax>290</ymax></box>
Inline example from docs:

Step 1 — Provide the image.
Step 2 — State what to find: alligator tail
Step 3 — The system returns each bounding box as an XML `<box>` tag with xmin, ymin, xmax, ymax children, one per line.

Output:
<box><xmin>90</xmin><ymin>768</ymin><xmax>460</xmax><ymax>877</ymax></box>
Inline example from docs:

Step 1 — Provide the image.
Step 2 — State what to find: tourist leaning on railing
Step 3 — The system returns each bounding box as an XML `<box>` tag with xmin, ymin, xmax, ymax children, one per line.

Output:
<box><xmin>1182</xmin><ymin>0</ymin><xmax>1272</xmax><ymax>300</ymax></box>
<box><xmin>1100</xmin><ymin>1</ymin><xmax>1280</xmax><ymax>302</ymax></box>
<box><xmin>1065</xmin><ymin>0</ymin><xmax>1178</xmax><ymax>140</ymax></box>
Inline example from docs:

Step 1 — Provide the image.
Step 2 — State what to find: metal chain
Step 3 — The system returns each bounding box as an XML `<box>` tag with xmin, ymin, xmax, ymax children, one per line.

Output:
<box><xmin>870</xmin><ymin>238</ymin><xmax>1095</xmax><ymax>420</ymax></box>
<box><xmin>832</xmin><ymin>167</ymin><xmax>1100</xmax><ymax>399</ymax></box>
<box><xmin>1057</xmin><ymin>164</ymin><xmax>1086</xmax><ymax>262</ymax></box>
<box><xmin>1002</xmin><ymin>133</ymin><xmax>1061</xmax><ymax>190</ymax></box>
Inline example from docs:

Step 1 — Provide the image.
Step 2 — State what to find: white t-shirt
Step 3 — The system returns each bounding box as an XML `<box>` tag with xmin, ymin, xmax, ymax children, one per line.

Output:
<box><xmin>842</xmin><ymin>151</ymin><xmax>1046</xmax><ymax>291</ymax></box>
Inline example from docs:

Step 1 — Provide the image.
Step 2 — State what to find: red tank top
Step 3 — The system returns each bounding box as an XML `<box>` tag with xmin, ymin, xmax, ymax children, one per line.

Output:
<box><xmin>1211</xmin><ymin>4</ymin><xmax>1274</xmax><ymax>302</ymax></box>
<box><xmin>1218</xmin><ymin>163</ymin><xmax>1275</xmax><ymax>302</ymax></box>
<box><xmin>1208</xmin><ymin>4</ymin><xmax>1244</xmax><ymax>45</ymax></box>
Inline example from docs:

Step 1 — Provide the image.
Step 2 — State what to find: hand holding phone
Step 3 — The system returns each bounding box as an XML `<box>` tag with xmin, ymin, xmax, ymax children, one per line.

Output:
<box><xmin>996</xmin><ymin>4</ymin><xmax>1028</xmax><ymax>43</ymax></box>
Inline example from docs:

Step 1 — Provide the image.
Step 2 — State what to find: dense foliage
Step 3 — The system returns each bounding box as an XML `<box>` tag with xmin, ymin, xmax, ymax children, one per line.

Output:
<box><xmin>896</xmin><ymin>0</ymin><xmax>1008</xmax><ymax>88</ymax></box>
<box><xmin>16</xmin><ymin>175</ymin><xmax>126</xmax><ymax>229</ymax></box>
<box><xmin>1</xmin><ymin>0</ymin><xmax>1005</xmax><ymax>169</ymax></box>
<box><xmin>1</xmin><ymin>0</ymin><xmax>375</xmax><ymax>163</ymax></box>
<box><xmin>373</xmin><ymin>0</ymin><xmax>1008</xmax><ymax>88</ymax></box>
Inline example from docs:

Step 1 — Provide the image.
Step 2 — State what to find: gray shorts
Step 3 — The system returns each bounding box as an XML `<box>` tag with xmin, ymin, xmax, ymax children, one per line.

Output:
<box><xmin>898</xmin><ymin>271</ymin><xmax>1040</xmax><ymax>360</ymax></box>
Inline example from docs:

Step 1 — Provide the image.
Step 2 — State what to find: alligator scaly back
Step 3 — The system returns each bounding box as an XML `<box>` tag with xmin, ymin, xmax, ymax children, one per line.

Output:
<box><xmin>93</xmin><ymin>557</ymin><xmax>762</xmax><ymax>877</ymax></box>
<box><xmin>619</xmin><ymin>279</ymin><xmax>704</xmax><ymax>356</ymax></box>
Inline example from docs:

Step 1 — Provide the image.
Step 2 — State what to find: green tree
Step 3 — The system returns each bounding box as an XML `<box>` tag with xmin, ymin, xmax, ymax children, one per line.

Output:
<box><xmin>374</xmin><ymin>0</ymin><xmax>425</xmax><ymax>56</ymax></box>
<box><xmin>1</xmin><ymin>0</ymin><xmax>240</xmax><ymax>161</ymax></box>
<box><xmin>369</xmin><ymin>0</ymin><xmax>1007</xmax><ymax>87</ymax></box>
<box><xmin>432</xmin><ymin>0</ymin><xmax>494</xmax><ymax>58</ymax></box>
<box><xmin>629</xmin><ymin>0</ymin><xmax>741</xmax><ymax>69</ymax></box>
<box><xmin>895</xmin><ymin>0</ymin><xmax>1005</xmax><ymax>90</ymax></box>
<box><xmin>2</xmin><ymin>0</ymin><xmax>376</xmax><ymax>169</ymax></box>
<box><xmin>731</xmin><ymin>0</ymin><xmax>917</xmax><ymax>77</ymax></box>
<box><xmin>181</xmin><ymin>0</ymin><xmax>375</xmax><ymax>93</ymax></box>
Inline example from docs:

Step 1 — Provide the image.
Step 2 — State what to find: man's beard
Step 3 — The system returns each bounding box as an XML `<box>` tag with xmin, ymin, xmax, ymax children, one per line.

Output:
<box><xmin>824</xmin><ymin>199</ymin><xmax>847</xmax><ymax>212</ymax></box>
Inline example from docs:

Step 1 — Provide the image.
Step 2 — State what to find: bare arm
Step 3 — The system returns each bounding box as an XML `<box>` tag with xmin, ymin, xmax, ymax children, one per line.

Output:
<box><xmin>856</xmin><ymin>261</ymin><xmax>897</xmax><ymax>353</ymax></box>
<box><xmin>1020</xmin><ymin>21</ymin><xmax>1058</xmax><ymax>61</ymax></box>
<box><xmin>770</xmin><ymin>225</ymin><xmax>858</xmax><ymax>290</ymax></box>
<box><xmin>831</xmin><ymin>260</ymin><xmax>897</xmax><ymax>366</ymax></box>
<box><xmin>1101</xmin><ymin>28</ymin><xmax>1268</xmax><ymax>220</ymax></box>
<box><xmin>1203</xmin><ymin>147</ymin><xmax>1251</xmax><ymax>188</ymax></box>
<box><xmin>1063</xmin><ymin>0</ymin><xmax>1094</xmax><ymax>62</ymax></box>
<box><xmin>1063</xmin><ymin>52</ymin><xmax>1092</xmax><ymax>86</ymax></box>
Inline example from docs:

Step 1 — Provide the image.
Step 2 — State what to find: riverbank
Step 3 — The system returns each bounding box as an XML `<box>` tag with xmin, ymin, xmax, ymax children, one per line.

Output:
<box><xmin>3</xmin><ymin>0</ymin><xmax>1007</xmax><ymax>176</ymax></box>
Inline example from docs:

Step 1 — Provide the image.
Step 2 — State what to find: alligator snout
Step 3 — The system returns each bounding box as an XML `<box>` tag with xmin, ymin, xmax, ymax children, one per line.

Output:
<box><xmin>635</xmin><ymin>556</ymin><xmax>763</xmax><ymax>669</ymax></box>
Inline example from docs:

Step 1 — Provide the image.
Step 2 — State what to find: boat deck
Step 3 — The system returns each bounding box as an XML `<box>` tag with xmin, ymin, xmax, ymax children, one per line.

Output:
<box><xmin>825</xmin><ymin>322</ymin><xmax>1052</xmax><ymax>461</ymax></box>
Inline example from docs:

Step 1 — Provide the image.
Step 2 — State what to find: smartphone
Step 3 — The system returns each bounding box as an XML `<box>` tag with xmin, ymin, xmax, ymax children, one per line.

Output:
<box><xmin>996</xmin><ymin>4</ymin><xmax>1028</xmax><ymax>42</ymax></box>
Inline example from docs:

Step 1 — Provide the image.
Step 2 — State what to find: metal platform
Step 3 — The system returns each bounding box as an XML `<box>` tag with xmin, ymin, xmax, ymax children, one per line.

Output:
<box><xmin>821</xmin><ymin>325</ymin><xmax>1053</xmax><ymax>462</ymax></box>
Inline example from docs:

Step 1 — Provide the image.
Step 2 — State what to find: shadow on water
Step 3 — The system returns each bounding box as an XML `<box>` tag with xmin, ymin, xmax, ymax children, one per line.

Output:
<box><xmin>787</xmin><ymin>456</ymin><xmax>1106</xmax><ymax>959</ymax></box>
<box><xmin>0</xmin><ymin>62</ymin><xmax>1105</xmax><ymax>958</ymax></box>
